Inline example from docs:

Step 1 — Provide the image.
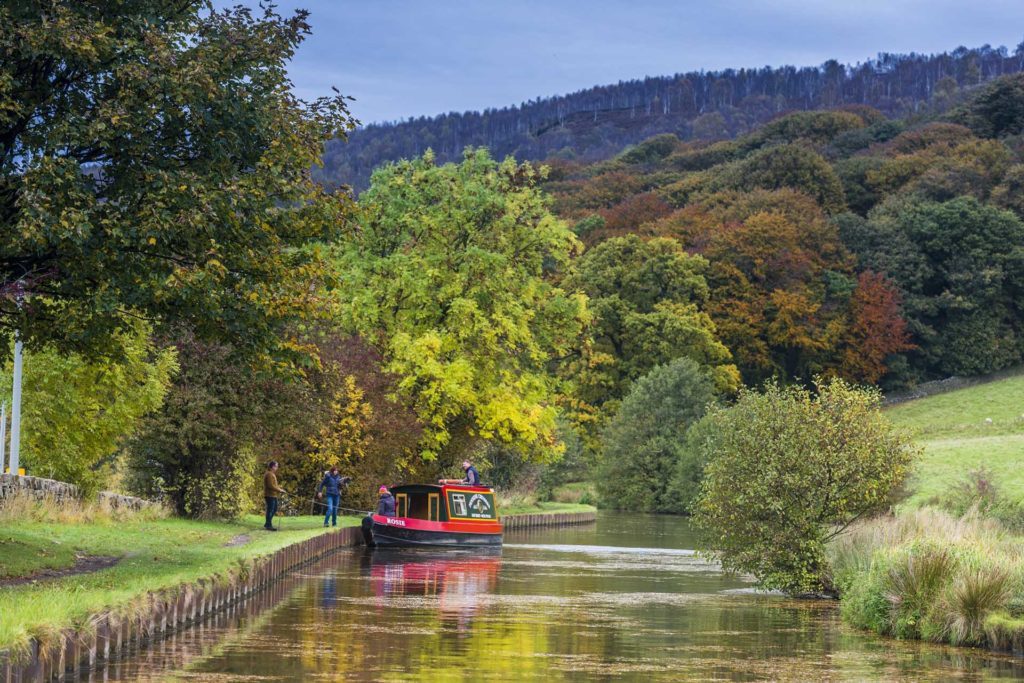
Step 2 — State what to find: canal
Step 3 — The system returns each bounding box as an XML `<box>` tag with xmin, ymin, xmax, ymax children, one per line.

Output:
<box><xmin>101</xmin><ymin>513</ymin><xmax>1023</xmax><ymax>681</ymax></box>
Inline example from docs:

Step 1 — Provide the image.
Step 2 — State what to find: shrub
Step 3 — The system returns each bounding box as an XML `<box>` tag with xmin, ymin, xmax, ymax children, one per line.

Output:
<box><xmin>693</xmin><ymin>378</ymin><xmax>917</xmax><ymax>594</ymax></box>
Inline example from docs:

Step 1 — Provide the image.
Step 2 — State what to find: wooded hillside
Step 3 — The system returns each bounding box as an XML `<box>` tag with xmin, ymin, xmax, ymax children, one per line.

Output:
<box><xmin>320</xmin><ymin>43</ymin><xmax>1024</xmax><ymax>190</ymax></box>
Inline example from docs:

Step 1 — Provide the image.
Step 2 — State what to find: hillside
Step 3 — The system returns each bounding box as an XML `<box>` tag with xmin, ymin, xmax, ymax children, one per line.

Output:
<box><xmin>319</xmin><ymin>42</ymin><xmax>1024</xmax><ymax>190</ymax></box>
<box><xmin>887</xmin><ymin>371</ymin><xmax>1024</xmax><ymax>523</ymax></box>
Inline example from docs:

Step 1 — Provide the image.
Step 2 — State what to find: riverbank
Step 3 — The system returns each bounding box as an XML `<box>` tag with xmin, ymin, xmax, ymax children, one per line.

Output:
<box><xmin>0</xmin><ymin>496</ymin><xmax>596</xmax><ymax>662</ymax></box>
<box><xmin>822</xmin><ymin>375</ymin><xmax>1024</xmax><ymax>653</ymax></box>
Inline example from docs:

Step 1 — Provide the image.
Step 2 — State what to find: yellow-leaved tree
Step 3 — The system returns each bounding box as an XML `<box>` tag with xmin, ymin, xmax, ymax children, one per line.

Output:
<box><xmin>335</xmin><ymin>149</ymin><xmax>590</xmax><ymax>466</ymax></box>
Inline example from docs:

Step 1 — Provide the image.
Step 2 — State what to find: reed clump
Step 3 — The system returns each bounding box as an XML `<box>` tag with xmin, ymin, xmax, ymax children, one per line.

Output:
<box><xmin>829</xmin><ymin>507</ymin><xmax>1024</xmax><ymax>649</ymax></box>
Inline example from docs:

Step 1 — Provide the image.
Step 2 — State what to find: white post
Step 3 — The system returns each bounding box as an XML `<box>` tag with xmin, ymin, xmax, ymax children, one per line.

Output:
<box><xmin>9</xmin><ymin>337</ymin><xmax>22</xmax><ymax>476</ymax></box>
<box><xmin>0</xmin><ymin>401</ymin><xmax>6</xmax><ymax>473</ymax></box>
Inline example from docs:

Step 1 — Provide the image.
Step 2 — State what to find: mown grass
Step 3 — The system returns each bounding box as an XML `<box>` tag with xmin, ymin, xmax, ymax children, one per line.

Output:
<box><xmin>0</xmin><ymin>496</ymin><xmax>361</xmax><ymax>656</ymax></box>
<box><xmin>886</xmin><ymin>371</ymin><xmax>1024</xmax><ymax>515</ymax></box>
<box><xmin>886</xmin><ymin>371</ymin><xmax>1024</xmax><ymax>439</ymax></box>
<box><xmin>500</xmin><ymin>501</ymin><xmax>596</xmax><ymax>516</ymax></box>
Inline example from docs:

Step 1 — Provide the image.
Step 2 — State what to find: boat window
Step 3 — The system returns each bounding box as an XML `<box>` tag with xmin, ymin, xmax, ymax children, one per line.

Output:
<box><xmin>428</xmin><ymin>493</ymin><xmax>439</xmax><ymax>521</ymax></box>
<box><xmin>396</xmin><ymin>493</ymin><xmax>408</xmax><ymax>518</ymax></box>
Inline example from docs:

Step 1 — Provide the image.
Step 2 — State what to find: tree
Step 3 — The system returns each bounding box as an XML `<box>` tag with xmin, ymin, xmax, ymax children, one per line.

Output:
<box><xmin>1</xmin><ymin>3</ymin><xmax>355</xmax><ymax>361</ymax></box>
<box><xmin>838</xmin><ymin>271</ymin><xmax>914</xmax><ymax>384</ymax></box>
<box><xmin>596</xmin><ymin>358</ymin><xmax>717</xmax><ymax>513</ymax></box>
<box><xmin>693</xmin><ymin>379</ymin><xmax>918</xmax><ymax>594</ymax></box>
<box><xmin>0</xmin><ymin>321</ymin><xmax>176</xmax><ymax>494</ymax></box>
<box><xmin>125</xmin><ymin>332</ymin><xmax>302</xmax><ymax>518</ymax></box>
<box><xmin>859</xmin><ymin>197</ymin><xmax>1024</xmax><ymax>377</ymax></box>
<box><xmin>653</xmin><ymin>190</ymin><xmax>855</xmax><ymax>383</ymax></box>
<box><xmin>713</xmin><ymin>145</ymin><xmax>847</xmax><ymax>213</ymax></box>
<box><xmin>563</xmin><ymin>235</ymin><xmax>738</xmax><ymax>422</ymax></box>
<box><xmin>337</xmin><ymin>149</ymin><xmax>589</xmax><ymax>462</ymax></box>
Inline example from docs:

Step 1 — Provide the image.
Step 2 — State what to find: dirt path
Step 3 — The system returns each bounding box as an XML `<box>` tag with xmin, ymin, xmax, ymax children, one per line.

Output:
<box><xmin>0</xmin><ymin>554</ymin><xmax>120</xmax><ymax>588</ymax></box>
<box><xmin>223</xmin><ymin>533</ymin><xmax>251</xmax><ymax>548</ymax></box>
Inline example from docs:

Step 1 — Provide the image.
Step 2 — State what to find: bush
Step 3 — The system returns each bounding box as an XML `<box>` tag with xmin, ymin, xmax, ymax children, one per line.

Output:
<box><xmin>829</xmin><ymin>508</ymin><xmax>1024</xmax><ymax>649</ymax></box>
<box><xmin>693</xmin><ymin>378</ymin><xmax>917</xmax><ymax>594</ymax></box>
<box><xmin>596</xmin><ymin>358</ymin><xmax>718</xmax><ymax>513</ymax></box>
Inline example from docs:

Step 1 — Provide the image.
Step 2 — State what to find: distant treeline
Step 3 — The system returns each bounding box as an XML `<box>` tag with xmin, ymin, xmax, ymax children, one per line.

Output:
<box><xmin>320</xmin><ymin>42</ymin><xmax>1024</xmax><ymax>190</ymax></box>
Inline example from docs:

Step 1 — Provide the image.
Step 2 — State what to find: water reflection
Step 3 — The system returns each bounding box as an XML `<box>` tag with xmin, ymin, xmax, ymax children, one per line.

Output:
<box><xmin>361</xmin><ymin>549</ymin><xmax>500</xmax><ymax>632</ymax></box>
<box><xmin>91</xmin><ymin>513</ymin><xmax>1024</xmax><ymax>682</ymax></box>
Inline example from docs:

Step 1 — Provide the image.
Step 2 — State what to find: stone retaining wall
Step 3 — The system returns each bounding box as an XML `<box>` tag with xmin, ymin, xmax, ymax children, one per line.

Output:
<box><xmin>0</xmin><ymin>474</ymin><xmax>154</xmax><ymax>512</ymax></box>
<box><xmin>0</xmin><ymin>474</ymin><xmax>78</xmax><ymax>504</ymax></box>
<box><xmin>0</xmin><ymin>509</ymin><xmax>596</xmax><ymax>681</ymax></box>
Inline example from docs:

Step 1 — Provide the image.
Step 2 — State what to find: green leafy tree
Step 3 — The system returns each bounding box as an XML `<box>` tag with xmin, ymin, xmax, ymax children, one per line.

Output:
<box><xmin>563</xmin><ymin>235</ymin><xmax>738</xmax><ymax>424</ymax></box>
<box><xmin>1</xmin><ymin>2</ymin><xmax>354</xmax><ymax>360</ymax></box>
<box><xmin>693</xmin><ymin>379</ymin><xmax>917</xmax><ymax>594</ymax></box>
<box><xmin>597</xmin><ymin>358</ymin><xmax>718</xmax><ymax>513</ymax></box>
<box><xmin>855</xmin><ymin>197</ymin><xmax>1024</xmax><ymax>377</ymax></box>
<box><xmin>0</xmin><ymin>321</ymin><xmax>176</xmax><ymax>494</ymax></box>
<box><xmin>337</xmin><ymin>149</ymin><xmax>589</xmax><ymax>462</ymax></box>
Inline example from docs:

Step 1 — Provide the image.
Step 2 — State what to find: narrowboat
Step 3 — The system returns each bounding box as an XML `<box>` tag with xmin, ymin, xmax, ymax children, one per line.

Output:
<box><xmin>361</xmin><ymin>482</ymin><xmax>503</xmax><ymax>547</ymax></box>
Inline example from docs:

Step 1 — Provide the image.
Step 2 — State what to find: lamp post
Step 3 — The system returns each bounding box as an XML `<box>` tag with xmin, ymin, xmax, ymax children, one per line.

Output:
<box><xmin>0</xmin><ymin>401</ymin><xmax>6</xmax><ymax>473</ymax></box>
<box><xmin>9</xmin><ymin>337</ymin><xmax>21</xmax><ymax>476</ymax></box>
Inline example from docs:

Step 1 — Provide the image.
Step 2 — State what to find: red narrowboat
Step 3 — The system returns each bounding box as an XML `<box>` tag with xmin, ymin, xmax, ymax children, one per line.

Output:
<box><xmin>361</xmin><ymin>482</ymin><xmax>503</xmax><ymax>547</ymax></box>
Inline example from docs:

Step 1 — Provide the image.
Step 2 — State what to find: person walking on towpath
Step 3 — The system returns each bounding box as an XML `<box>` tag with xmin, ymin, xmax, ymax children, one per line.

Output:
<box><xmin>462</xmin><ymin>460</ymin><xmax>481</xmax><ymax>486</ymax></box>
<box><xmin>377</xmin><ymin>486</ymin><xmax>396</xmax><ymax>516</ymax></box>
<box><xmin>264</xmin><ymin>461</ymin><xmax>286</xmax><ymax>531</ymax></box>
<box><xmin>316</xmin><ymin>466</ymin><xmax>349</xmax><ymax>527</ymax></box>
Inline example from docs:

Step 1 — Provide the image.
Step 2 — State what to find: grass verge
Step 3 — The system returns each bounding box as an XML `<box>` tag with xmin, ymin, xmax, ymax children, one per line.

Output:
<box><xmin>0</xmin><ymin>496</ymin><xmax>360</xmax><ymax>657</ymax></box>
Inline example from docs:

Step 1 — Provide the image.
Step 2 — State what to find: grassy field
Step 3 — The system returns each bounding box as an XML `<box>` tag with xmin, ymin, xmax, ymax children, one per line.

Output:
<box><xmin>885</xmin><ymin>372</ymin><xmax>1024</xmax><ymax>510</ymax></box>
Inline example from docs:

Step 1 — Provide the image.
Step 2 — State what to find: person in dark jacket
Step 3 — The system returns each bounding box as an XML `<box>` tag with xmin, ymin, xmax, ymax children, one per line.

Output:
<box><xmin>376</xmin><ymin>486</ymin><xmax>396</xmax><ymax>516</ymax></box>
<box><xmin>462</xmin><ymin>460</ymin><xmax>481</xmax><ymax>486</ymax></box>
<box><xmin>263</xmin><ymin>461</ymin><xmax>285</xmax><ymax>531</ymax></box>
<box><xmin>316</xmin><ymin>466</ymin><xmax>348</xmax><ymax>528</ymax></box>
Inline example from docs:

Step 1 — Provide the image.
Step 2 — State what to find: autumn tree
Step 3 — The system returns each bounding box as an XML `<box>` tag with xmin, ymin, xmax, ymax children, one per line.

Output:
<box><xmin>853</xmin><ymin>197</ymin><xmax>1024</xmax><ymax>377</ymax></box>
<box><xmin>337</xmin><ymin>149</ymin><xmax>589</xmax><ymax>463</ymax></box>
<box><xmin>0</xmin><ymin>2</ymin><xmax>354</xmax><ymax>360</ymax></box>
<box><xmin>653</xmin><ymin>190</ymin><xmax>854</xmax><ymax>383</ymax></box>
<box><xmin>563</xmin><ymin>235</ymin><xmax>738</xmax><ymax>425</ymax></box>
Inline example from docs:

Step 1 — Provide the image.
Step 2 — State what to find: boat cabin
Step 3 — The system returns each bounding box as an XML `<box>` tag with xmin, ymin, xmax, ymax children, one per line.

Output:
<box><xmin>389</xmin><ymin>483</ymin><xmax>499</xmax><ymax>523</ymax></box>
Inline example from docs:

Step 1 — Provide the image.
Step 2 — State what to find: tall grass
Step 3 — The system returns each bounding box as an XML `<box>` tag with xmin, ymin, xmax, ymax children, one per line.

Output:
<box><xmin>0</xmin><ymin>489</ymin><xmax>168</xmax><ymax>524</ymax></box>
<box><xmin>829</xmin><ymin>507</ymin><xmax>1024</xmax><ymax>650</ymax></box>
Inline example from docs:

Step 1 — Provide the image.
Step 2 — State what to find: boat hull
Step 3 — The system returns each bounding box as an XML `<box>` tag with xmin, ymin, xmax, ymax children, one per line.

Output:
<box><xmin>362</xmin><ymin>514</ymin><xmax>502</xmax><ymax>547</ymax></box>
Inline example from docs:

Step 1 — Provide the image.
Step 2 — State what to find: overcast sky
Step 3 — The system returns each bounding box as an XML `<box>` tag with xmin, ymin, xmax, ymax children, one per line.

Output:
<box><xmin>219</xmin><ymin>1</ymin><xmax>1024</xmax><ymax>125</ymax></box>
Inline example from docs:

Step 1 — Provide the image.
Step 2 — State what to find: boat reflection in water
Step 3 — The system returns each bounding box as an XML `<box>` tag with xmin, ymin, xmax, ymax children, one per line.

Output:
<box><xmin>361</xmin><ymin>548</ymin><xmax>501</xmax><ymax>632</ymax></box>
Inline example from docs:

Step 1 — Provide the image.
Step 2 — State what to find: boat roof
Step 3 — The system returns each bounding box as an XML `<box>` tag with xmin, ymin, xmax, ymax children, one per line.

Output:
<box><xmin>390</xmin><ymin>483</ymin><xmax>493</xmax><ymax>494</ymax></box>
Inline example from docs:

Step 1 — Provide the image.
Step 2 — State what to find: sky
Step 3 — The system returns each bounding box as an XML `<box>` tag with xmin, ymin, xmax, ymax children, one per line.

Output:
<box><xmin>219</xmin><ymin>1</ymin><xmax>1024</xmax><ymax>125</ymax></box>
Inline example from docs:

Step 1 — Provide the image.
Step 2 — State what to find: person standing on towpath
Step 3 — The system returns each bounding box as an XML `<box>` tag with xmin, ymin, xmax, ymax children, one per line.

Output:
<box><xmin>264</xmin><ymin>461</ymin><xmax>286</xmax><ymax>531</ymax></box>
<box><xmin>316</xmin><ymin>466</ymin><xmax>349</xmax><ymax>527</ymax></box>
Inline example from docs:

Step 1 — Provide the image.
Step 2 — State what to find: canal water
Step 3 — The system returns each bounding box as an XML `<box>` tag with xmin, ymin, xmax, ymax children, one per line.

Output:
<box><xmin>102</xmin><ymin>513</ymin><xmax>1023</xmax><ymax>681</ymax></box>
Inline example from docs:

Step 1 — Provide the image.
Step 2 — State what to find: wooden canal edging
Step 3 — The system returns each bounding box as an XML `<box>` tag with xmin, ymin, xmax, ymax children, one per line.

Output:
<box><xmin>1</xmin><ymin>526</ymin><xmax>363</xmax><ymax>683</ymax></box>
<box><xmin>501</xmin><ymin>510</ymin><xmax>596</xmax><ymax>530</ymax></box>
<box><xmin>1</xmin><ymin>508</ymin><xmax>595</xmax><ymax>681</ymax></box>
